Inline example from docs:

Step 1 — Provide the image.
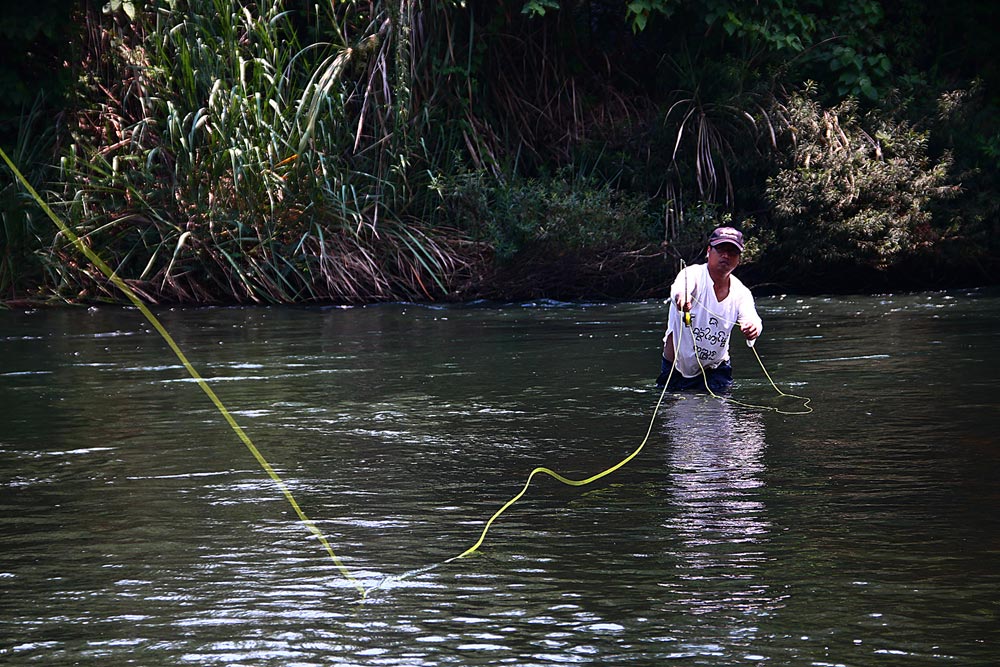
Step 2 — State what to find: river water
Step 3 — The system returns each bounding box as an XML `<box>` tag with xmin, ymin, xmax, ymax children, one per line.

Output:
<box><xmin>1</xmin><ymin>290</ymin><xmax>998</xmax><ymax>666</ymax></box>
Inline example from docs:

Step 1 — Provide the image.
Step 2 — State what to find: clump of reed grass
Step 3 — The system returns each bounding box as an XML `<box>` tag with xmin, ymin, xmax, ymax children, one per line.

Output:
<box><xmin>50</xmin><ymin>0</ymin><xmax>475</xmax><ymax>304</ymax></box>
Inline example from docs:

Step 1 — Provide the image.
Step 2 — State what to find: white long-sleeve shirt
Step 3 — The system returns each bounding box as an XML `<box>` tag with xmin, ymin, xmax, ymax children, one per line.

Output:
<box><xmin>663</xmin><ymin>263</ymin><xmax>762</xmax><ymax>378</ymax></box>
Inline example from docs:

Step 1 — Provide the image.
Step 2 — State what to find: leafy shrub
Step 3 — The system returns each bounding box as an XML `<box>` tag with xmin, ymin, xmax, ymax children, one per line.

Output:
<box><xmin>920</xmin><ymin>81</ymin><xmax>1000</xmax><ymax>281</ymax></box>
<box><xmin>763</xmin><ymin>90</ymin><xmax>955</xmax><ymax>281</ymax></box>
<box><xmin>0</xmin><ymin>98</ymin><xmax>55</xmax><ymax>298</ymax></box>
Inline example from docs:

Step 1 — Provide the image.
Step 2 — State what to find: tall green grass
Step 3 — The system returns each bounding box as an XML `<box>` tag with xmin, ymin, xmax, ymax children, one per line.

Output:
<box><xmin>52</xmin><ymin>0</ymin><xmax>470</xmax><ymax>304</ymax></box>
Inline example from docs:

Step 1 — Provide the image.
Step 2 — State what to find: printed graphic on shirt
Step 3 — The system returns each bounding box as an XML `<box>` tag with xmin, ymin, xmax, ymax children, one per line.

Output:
<box><xmin>692</xmin><ymin>316</ymin><xmax>728</xmax><ymax>361</ymax></box>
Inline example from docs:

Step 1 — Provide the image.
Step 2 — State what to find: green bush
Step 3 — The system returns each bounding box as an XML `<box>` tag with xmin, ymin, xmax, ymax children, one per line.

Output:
<box><xmin>763</xmin><ymin>89</ymin><xmax>955</xmax><ymax>280</ymax></box>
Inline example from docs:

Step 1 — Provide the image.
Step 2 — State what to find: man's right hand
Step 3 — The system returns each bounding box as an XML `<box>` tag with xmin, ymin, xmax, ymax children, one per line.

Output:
<box><xmin>675</xmin><ymin>297</ymin><xmax>692</xmax><ymax>326</ymax></box>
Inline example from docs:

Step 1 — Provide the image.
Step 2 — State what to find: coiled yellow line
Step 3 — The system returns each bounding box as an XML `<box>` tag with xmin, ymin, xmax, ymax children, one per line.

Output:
<box><xmin>685</xmin><ymin>292</ymin><xmax>813</xmax><ymax>415</ymax></box>
<box><xmin>366</xmin><ymin>362</ymin><xmax>677</xmax><ymax>594</ymax></box>
<box><xmin>447</xmin><ymin>381</ymin><xmax>672</xmax><ymax>563</ymax></box>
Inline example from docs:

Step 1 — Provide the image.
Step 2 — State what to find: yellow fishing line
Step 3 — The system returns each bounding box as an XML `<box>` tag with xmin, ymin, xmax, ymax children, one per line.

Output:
<box><xmin>365</xmin><ymin>366</ymin><xmax>678</xmax><ymax>595</ymax></box>
<box><xmin>445</xmin><ymin>379</ymin><xmax>673</xmax><ymax>564</ymax></box>
<box><xmin>1</xmin><ymin>148</ymin><xmax>366</xmax><ymax>597</ymax></box>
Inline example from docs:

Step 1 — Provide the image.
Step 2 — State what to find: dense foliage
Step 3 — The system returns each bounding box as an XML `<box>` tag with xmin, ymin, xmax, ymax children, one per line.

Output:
<box><xmin>1</xmin><ymin>0</ymin><xmax>997</xmax><ymax>303</ymax></box>
<box><xmin>763</xmin><ymin>92</ymin><xmax>956</xmax><ymax>288</ymax></box>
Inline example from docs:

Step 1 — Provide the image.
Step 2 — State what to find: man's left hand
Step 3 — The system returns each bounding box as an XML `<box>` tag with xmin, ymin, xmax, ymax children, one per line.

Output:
<box><xmin>740</xmin><ymin>322</ymin><xmax>760</xmax><ymax>341</ymax></box>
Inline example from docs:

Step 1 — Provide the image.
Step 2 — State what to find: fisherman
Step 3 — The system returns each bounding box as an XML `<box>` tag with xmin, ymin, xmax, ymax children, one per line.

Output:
<box><xmin>657</xmin><ymin>226</ymin><xmax>762</xmax><ymax>392</ymax></box>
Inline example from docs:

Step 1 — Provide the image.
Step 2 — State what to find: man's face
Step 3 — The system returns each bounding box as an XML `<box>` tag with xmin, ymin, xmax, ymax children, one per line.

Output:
<box><xmin>707</xmin><ymin>243</ymin><xmax>741</xmax><ymax>274</ymax></box>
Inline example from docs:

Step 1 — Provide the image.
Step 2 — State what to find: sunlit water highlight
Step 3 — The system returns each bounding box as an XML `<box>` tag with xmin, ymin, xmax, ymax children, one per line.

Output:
<box><xmin>1</xmin><ymin>291</ymin><xmax>998</xmax><ymax>665</ymax></box>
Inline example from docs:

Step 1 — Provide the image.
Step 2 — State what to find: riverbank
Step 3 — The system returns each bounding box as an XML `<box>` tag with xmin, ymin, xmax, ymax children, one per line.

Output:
<box><xmin>3</xmin><ymin>243</ymin><xmax>996</xmax><ymax>310</ymax></box>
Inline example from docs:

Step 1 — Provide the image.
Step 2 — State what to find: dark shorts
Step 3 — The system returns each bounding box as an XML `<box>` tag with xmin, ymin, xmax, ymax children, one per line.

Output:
<box><xmin>656</xmin><ymin>356</ymin><xmax>733</xmax><ymax>393</ymax></box>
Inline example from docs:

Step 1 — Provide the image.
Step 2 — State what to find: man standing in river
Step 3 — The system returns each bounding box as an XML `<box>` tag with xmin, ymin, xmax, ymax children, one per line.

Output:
<box><xmin>656</xmin><ymin>226</ymin><xmax>762</xmax><ymax>392</ymax></box>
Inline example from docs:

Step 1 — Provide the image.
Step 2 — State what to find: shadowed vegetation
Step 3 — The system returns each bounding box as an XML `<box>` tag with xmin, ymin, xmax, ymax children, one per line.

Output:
<box><xmin>1</xmin><ymin>0</ymin><xmax>998</xmax><ymax>303</ymax></box>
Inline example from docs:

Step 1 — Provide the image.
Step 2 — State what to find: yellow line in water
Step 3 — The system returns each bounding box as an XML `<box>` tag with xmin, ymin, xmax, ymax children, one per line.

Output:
<box><xmin>445</xmin><ymin>378</ymin><xmax>672</xmax><ymax>564</ymax></box>
<box><xmin>1</xmin><ymin>148</ymin><xmax>366</xmax><ymax>597</ymax></box>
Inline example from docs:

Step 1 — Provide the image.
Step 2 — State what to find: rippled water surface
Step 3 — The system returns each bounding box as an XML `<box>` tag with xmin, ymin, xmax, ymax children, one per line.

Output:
<box><xmin>1</xmin><ymin>291</ymin><xmax>999</xmax><ymax>666</ymax></box>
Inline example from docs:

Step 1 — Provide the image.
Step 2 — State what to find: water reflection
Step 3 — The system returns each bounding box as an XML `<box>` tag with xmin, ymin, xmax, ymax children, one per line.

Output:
<box><xmin>660</xmin><ymin>395</ymin><xmax>778</xmax><ymax>642</ymax></box>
